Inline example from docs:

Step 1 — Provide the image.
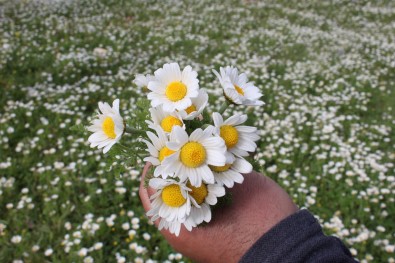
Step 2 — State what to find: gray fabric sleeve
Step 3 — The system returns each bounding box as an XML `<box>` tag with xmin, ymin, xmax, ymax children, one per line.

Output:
<box><xmin>239</xmin><ymin>210</ymin><xmax>358</xmax><ymax>263</ymax></box>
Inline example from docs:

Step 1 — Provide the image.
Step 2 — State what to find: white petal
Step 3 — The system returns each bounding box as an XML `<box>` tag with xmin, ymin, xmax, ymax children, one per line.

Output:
<box><xmin>199</xmin><ymin>165</ymin><xmax>215</xmax><ymax>185</ymax></box>
<box><xmin>237</xmin><ymin>138</ymin><xmax>257</xmax><ymax>152</ymax></box>
<box><xmin>229</xmin><ymin>147</ymin><xmax>249</xmax><ymax>157</ymax></box>
<box><xmin>112</xmin><ymin>99</ymin><xmax>120</xmax><ymax>113</ymax></box>
<box><xmin>189</xmin><ymin>128</ymin><xmax>204</xmax><ymax>142</ymax></box>
<box><xmin>172</xmin><ymin>126</ymin><xmax>189</xmax><ymax>144</ymax></box>
<box><xmin>206</xmin><ymin>150</ymin><xmax>226</xmax><ymax>166</ymax></box>
<box><xmin>103</xmin><ymin>141</ymin><xmax>116</xmax><ymax>153</ymax></box>
<box><xmin>145</xmin><ymin>156</ymin><xmax>160</xmax><ymax>166</ymax></box>
<box><xmin>236</xmin><ymin>126</ymin><xmax>257</xmax><ymax>133</ymax></box>
<box><xmin>166</xmin><ymin>142</ymin><xmax>181</xmax><ymax>151</ymax></box>
<box><xmin>202</xmin><ymin>204</ymin><xmax>211</xmax><ymax>222</ymax></box>
<box><xmin>224</xmin><ymin>114</ymin><xmax>246</xmax><ymax>126</ymax></box>
<box><xmin>149</xmin><ymin>178</ymin><xmax>167</xmax><ymax>189</ymax></box>
<box><xmin>88</xmin><ymin>132</ymin><xmax>107</xmax><ymax>143</ymax></box>
<box><xmin>201</xmin><ymin>137</ymin><xmax>225</xmax><ymax>149</ymax></box>
<box><xmin>212</xmin><ymin>112</ymin><xmax>223</xmax><ymax>127</ymax></box>
<box><xmin>143</xmin><ymin>139</ymin><xmax>158</xmax><ymax>157</ymax></box>
<box><xmin>147</xmin><ymin>131</ymin><xmax>161</xmax><ymax>150</ymax></box>
<box><xmin>233</xmin><ymin>157</ymin><xmax>253</xmax><ymax>173</ymax></box>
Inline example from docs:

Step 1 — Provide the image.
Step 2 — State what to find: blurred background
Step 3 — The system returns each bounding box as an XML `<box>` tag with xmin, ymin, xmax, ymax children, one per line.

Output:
<box><xmin>0</xmin><ymin>0</ymin><xmax>394</xmax><ymax>262</ymax></box>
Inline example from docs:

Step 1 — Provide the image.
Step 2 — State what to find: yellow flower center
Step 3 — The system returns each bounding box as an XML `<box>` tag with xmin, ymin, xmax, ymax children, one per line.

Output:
<box><xmin>161</xmin><ymin>116</ymin><xmax>183</xmax><ymax>132</ymax></box>
<box><xmin>185</xmin><ymin>104</ymin><xmax>197</xmax><ymax>114</ymax></box>
<box><xmin>234</xmin><ymin>85</ymin><xmax>244</xmax><ymax>95</ymax></box>
<box><xmin>102</xmin><ymin>117</ymin><xmax>116</xmax><ymax>139</ymax></box>
<box><xmin>220</xmin><ymin>125</ymin><xmax>239</xmax><ymax>149</ymax></box>
<box><xmin>187</xmin><ymin>182</ymin><xmax>208</xmax><ymax>205</ymax></box>
<box><xmin>159</xmin><ymin>146</ymin><xmax>175</xmax><ymax>162</ymax></box>
<box><xmin>180</xmin><ymin>142</ymin><xmax>206</xmax><ymax>168</ymax></box>
<box><xmin>162</xmin><ymin>184</ymin><xmax>186</xmax><ymax>207</ymax></box>
<box><xmin>209</xmin><ymin>163</ymin><xmax>232</xmax><ymax>172</ymax></box>
<box><xmin>166</xmin><ymin>81</ymin><xmax>187</xmax><ymax>102</ymax></box>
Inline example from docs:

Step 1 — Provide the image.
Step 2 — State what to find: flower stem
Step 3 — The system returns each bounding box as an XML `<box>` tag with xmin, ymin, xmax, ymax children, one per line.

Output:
<box><xmin>118</xmin><ymin>143</ymin><xmax>129</xmax><ymax>151</ymax></box>
<box><xmin>125</xmin><ymin>126</ymin><xmax>146</xmax><ymax>135</ymax></box>
<box><xmin>218</xmin><ymin>100</ymin><xmax>230</xmax><ymax>115</ymax></box>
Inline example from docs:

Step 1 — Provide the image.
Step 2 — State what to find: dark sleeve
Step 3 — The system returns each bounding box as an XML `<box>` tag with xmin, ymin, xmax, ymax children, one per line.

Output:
<box><xmin>239</xmin><ymin>209</ymin><xmax>358</xmax><ymax>263</ymax></box>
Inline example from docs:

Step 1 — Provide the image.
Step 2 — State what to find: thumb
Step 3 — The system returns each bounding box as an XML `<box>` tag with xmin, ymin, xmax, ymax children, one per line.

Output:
<box><xmin>139</xmin><ymin>162</ymin><xmax>156</xmax><ymax>212</ymax></box>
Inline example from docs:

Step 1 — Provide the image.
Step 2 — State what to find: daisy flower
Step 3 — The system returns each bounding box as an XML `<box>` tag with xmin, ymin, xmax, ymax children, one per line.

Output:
<box><xmin>163</xmin><ymin>126</ymin><xmax>227</xmax><ymax>187</ymax></box>
<box><xmin>152</xmin><ymin>180</ymin><xmax>226</xmax><ymax>235</ymax></box>
<box><xmin>147</xmin><ymin>105</ymin><xmax>184</xmax><ymax>133</ymax></box>
<box><xmin>87</xmin><ymin>99</ymin><xmax>124</xmax><ymax>154</ymax></box>
<box><xmin>213</xmin><ymin>66</ymin><xmax>264</xmax><ymax>106</ymax></box>
<box><xmin>147</xmin><ymin>178</ymin><xmax>192</xmax><ymax>224</ymax></box>
<box><xmin>133</xmin><ymin>73</ymin><xmax>156</xmax><ymax>90</ymax></box>
<box><xmin>212</xmin><ymin>112</ymin><xmax>260</xmax><ymax>157</ymax></box>
<box><xmin>178</xmin><ymin>89</ymin><xmax>208</xmax><ymax>120</ymax></box>
<box><xmin>187</xmin><ymin>181</ymin><xmax>225</xmax><ymax>225</ymax></box>
<box><xmin>147</xmin><ymin>63</ymin><xmax>199</xmax><ymax>112</ymax></box>
<box><xmin>143</xmin><ymin>126</ymin><xmax>176</xmax><ymax>178</ymax></box>
<box><xmin>210</xmin><ymin>153</ymin><xmax>252</xmax><ymax>188</ymax></box>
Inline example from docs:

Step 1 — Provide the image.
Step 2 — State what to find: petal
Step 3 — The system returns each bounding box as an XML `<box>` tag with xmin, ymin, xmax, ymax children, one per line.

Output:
<box><xmin>201</xmin><ymin>137</ymin><xmax>225</xmax><ymax>149</ymax></box>
<box><xmin>233</xmin><ymin>157</ymin><xmax>253</xmax><ymax>173</ymax></box>
<box><xmin>229</xmin><ymin>147</ymin><xmax>249</xmax><ymax>157</ymax></box>
<box><xmin>147</xmin><ymin>131</ymin><xmax>161</xmax><ymax>150</ymax></box>
<box><xmin>206</xmin><ymin>149</ymin><xmax>226</xmax><ymax>166</ymax></box>
<box><xmin>145</xmin><ymin>157</ymin><xmax>160</xmax><ymax>166</ymax></box>
<box><xmin>189</xmin><ymin>128</ymin><xmax>204</xmax><ymax>142</ymax></box>
<box><xmin>199</xmin><ymin>165</ymin><xmax>215</xmax><ymax>184</ymax></box>
<box><xmin>103</xmin><ymin>141</ymin><xmax>116</xmax><ymax>153</ymax></box>
<box><xmin>237</xmin><ymin>138</ymin><xmax>257</xmax><ymax>152</ymax></box>
<box><xmin>236</xmin><ymin>126</ymin><xmax>257</xmax><ymax>133</ymax></box>
<box><xmin>212</xmin><ymin>112</ymin><xmax>223</xmax><ymax>127</ymax></box>
<box><xmin>112</xmin><ymin>99</ymin><xmax>120</xmax><ymax>113</ymax></box>
<box><xmin>171</xmin><ymin>126</ymin><xmax>189</xmax><ymax>144</ymax></box>
<box><xmin>166</xmin><ymin>141</ymin><xmax>181</xmax><ymax>151</ymax></box>
<box><xmin>88</xmin><ymin>132</ymin><xmax>107</xmax><ymax>143</ymax></box>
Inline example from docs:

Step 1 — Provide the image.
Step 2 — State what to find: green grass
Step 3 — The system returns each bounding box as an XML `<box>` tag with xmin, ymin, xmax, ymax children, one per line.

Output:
<box><xmin>0</xmin><ymin>0</ymin><xmax>394</xmax><ymax>262</ymax></box>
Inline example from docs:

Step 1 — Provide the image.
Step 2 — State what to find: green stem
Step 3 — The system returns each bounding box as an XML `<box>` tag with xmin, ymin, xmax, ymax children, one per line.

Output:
<box><xmin>118</xmin><ymin>143</ymin><xmax>145</xmax><ymax>160</ymax></box>
<box><xmin>125</xmin><ymin>126</ymin><xmax>146</xmax><ymax>135</ymax></box>
<box><xmin>136</xmin><ymin>153</ymin><xmax>144</xmax><ymax>162</ymax></box>
<box><xmin>118</xmin><ymin>143</ymin><xmax>129</xmax><ymax>151</ymax></box>
<box><xmin>218</xmin><ymin>100</ymin><xmax>230</xmax><ymax>115</ymax></box>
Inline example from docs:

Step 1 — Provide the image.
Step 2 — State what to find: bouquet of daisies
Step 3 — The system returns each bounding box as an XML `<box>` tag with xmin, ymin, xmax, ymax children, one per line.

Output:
<box><xmin>87</xmin><ymin>62</ymin><xmax>263</xmax><ymax>236</ymax></box>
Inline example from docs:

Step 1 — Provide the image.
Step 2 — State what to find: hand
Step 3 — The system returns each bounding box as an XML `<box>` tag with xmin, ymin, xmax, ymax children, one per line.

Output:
<box><xmin>139</xmin><ymin>162</ymin><xmax>298</xmax><ymax>263</ymax></box>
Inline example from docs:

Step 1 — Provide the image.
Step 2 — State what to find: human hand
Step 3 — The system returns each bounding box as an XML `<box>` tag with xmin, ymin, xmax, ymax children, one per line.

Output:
<box><xmin>139</xmin><ymin>162</ymin><xmax>298</xmax><ymax>263</ymax></box>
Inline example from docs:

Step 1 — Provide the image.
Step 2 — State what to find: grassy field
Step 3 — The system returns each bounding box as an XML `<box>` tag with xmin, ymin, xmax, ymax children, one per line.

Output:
<box><xmin>1</xmin><ymin>0</ymin><xmax>394</xmax><ymax>262</ymax></box>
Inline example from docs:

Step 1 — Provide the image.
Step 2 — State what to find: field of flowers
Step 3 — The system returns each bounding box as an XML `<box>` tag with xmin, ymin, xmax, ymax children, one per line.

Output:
<box><xmin>1</xmin><ymin>0</ymin><xmax>394</xmax><ymax>262</ymax></box>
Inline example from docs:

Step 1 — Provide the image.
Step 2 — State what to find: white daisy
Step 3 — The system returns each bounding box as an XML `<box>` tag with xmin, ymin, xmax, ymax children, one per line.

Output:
<box><xmin>213</xmin><ymin>66</ymin><xmax>264</xmax><ymax>106</ymax></box>
<box><xmin>143</xmin><ymin>126</ymin><xmax>176</xmax><ymax>179</ymax></box>
<box><xmin>87</xmin><ymin>99</ymin><xmax>124</xmax><ymax>154</ymax></box>
<box><xmin>148</xmin><ymin>62</ymin><xmax>199</xmax><ymax>112</ymax></box>
<box><xmin>187</xmin><ymin>181</ymin><xmax>225</xmax><ymax>226</ymax></box>
<box><xmin>133</xmin><ymin>73</ymin><xmax>156</xmax><ymax>90</ymax></box>
<box><xmin>147</xmin><ymin>105</ymin><xmax>184</xmax><ymax>133</ymax></box>
<box><xmin>210</xmin><ymin>153</ymin><xmax>252</xmax><ymax>188</ymax></box>
<box><xmin>154</xmin><ymin>180</ymin><xmax>226</xmax><ymax>235</ymax></box>
<box><xmin>163</xmin><ymin>126</ymin><xmax>227</xmax><ymax>187</ymax></box>
<box><xmin>157</xmin><ymin>217</ymin><xmax>196</xmax><ymax>237</ymax></box>
<box><xmin>147</xmin><ymin>178</ymin><xmax>192</xmax><ymax>225</ymax></box>
<box><xmin>178</xmin><ymin>89</ymin><xmax>208</xmax><ymax>120</ymax></box>
<box><xmin>212</xmin><ymin>112</ymin><xmax>260</xmax><ymax>157</ymax></box>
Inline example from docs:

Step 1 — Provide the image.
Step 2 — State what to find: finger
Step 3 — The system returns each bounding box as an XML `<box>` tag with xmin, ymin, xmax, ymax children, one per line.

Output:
<box><xmin>140</xmin><ymin>162</ymin><xmax>152</xmax><ymax>189</ymax></box>
<box><xmin>139</xmin><ymin>162</ymin><xmax>153</xmax><ymax>212</ymax></box>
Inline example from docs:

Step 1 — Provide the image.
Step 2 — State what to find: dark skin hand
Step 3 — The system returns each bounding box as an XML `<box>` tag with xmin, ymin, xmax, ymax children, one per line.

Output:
<box><xmin>139</xmin><ymin>162</ymin><xmax>298</xmax><ymax>263</ymax></box>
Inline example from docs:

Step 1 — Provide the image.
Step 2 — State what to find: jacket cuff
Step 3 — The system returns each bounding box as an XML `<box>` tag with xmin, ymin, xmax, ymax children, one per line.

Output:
<box><xmin>239</xmin><ymin>209</ymin><xmax>355</xmax><ymax>263</ymax></box>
